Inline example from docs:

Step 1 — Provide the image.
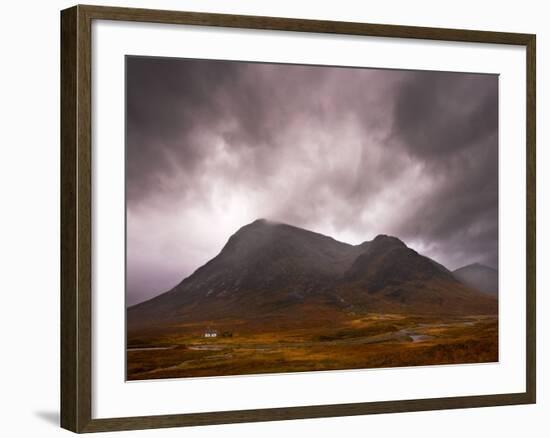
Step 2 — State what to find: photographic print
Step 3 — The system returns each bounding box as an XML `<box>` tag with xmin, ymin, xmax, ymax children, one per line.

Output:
<box><xmin>125</xmin><ymin>56</ymin><xmax>499</xmax><ymax>381</ymax></box>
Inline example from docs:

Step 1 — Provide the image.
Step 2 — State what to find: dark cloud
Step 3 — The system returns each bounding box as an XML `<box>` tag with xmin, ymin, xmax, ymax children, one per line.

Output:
<box><xmin>388</xmin><ymin>71</ymin><xmax>498</xmax><ymax>270</ymax></box>
<box><xmin>126</xmin><ymin>56</ymin><xmax>498</xmax><ymax>305</ymax></box>
<box><xmin>392</xmin><ymin>71</ymin><xmax>498</xmax><ymax>159</ymax></box>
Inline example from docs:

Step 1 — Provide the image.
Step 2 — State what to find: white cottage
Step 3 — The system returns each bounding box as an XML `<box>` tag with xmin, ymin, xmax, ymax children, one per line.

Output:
<box><xmin>203</xmin><ymin>328</ymin><xmax>218</xmax><ymax>338</ymax></box>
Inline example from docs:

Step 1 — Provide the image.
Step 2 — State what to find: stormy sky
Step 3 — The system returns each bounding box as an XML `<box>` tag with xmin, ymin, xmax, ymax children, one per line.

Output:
<box><xmin>126</xmin><ymin>56</ymin><xmax>498</xmax><ymax>306</ymax></box>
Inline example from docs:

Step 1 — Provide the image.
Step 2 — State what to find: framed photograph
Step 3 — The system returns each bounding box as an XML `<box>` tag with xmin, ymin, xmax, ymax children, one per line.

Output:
<box><xmin>60</xmin><ymin>4</ymin><xmax>536</xmax><ymax>433</ymax></box>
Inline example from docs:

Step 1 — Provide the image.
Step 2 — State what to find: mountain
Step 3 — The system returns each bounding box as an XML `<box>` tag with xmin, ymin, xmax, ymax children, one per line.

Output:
<box><xmin>128</xmin><ymin>219</ymin><xmax>497</xmax><ymax>332</ymax></box>
<box><xmin>344</xmin><ymin>234</ymin><xmax>455</xmax><ymax>292</ymax></box>
<box><xmin>453</xmin><ymin>263</ymin><xmax>498</xmax><ymax>296</ymax></box>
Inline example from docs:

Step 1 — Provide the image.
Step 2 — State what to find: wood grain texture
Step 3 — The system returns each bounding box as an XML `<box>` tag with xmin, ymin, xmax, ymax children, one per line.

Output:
<box><xmin>61</xmin><ymin>5</ymin><xmax>94</xmax><ymax>432</ymax></box>
<box><xmin>81</xmin><ymin>392</ymin><xmax>534</xmax><ymax>433</ymax></box>
<box><xmin>79</xmin><ymin>4</ymin><xmax>534</xmax><ymax>44</ymax></box>
<box><xmin>60</xmin><ymin>4</ymin><xmax>536</xmax><ymax>433</ymax></box>
<box><xmin>60</xmin><ymin>5</ymin><xmax>78</xmax><ymax>432</ymax></box>
<box><xmin>525</xmin><ymin>34</ymin><xmax>536</xmax><ymax>403</ymax></box>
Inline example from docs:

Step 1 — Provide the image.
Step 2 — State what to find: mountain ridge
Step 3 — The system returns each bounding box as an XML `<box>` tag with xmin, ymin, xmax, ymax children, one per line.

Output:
<box><xmin>128</xmin><ymin>219</ymin><xmax>497</xmax><ymax>332</ymax></box>
<box><xmin>453</xmin><ymin>263</ymin><xmax>498</xmax><ymax>296</ymax></box>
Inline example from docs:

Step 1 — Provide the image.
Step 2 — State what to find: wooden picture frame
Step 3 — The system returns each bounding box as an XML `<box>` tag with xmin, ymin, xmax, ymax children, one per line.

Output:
<box><xmin>61</xmin><ymin>4</ymin><xmax>536</xmax><ymax>433</ymax></box>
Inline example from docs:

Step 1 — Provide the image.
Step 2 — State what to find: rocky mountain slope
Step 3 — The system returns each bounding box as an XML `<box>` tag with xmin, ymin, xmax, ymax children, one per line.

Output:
<box><xmin>453</xmin><ymin>263</ymin><xmax>498</xmax><ymax>295</ymax></box>
<box><xmin>128</xmin><ymin>219</ymin><xmax>497</xmax><ymax>332</ymax></box>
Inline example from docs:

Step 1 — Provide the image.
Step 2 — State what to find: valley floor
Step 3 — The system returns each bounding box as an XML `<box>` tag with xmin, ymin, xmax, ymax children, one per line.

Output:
<box><xmin>126</xmin><ymin>314</ymin><xmax>498</xmax><ymax>380</ymax></box>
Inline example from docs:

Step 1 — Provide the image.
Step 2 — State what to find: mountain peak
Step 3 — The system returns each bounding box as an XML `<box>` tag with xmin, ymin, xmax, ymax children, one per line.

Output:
<box><xmin>453</xmin><ymin>263</ymin><xmax>498</xmax><ymax>295</ymax></box>
<box><xmin>367</xmin><ymin>234</ymin><xmax>407</xmax><ymax>253</ymax></box>
<box><xmin>372</xmin><ymin>234</ymin><xmax>405</xmax><ymax>244</ymax></box>
<box><xmin>250</xmin><ymin>218</ymin><xmax>277</xmax><ymax>226</ymax></box>
<box><xmin>455</xmin><ymin>262</ymin><xmax>496</xmax><ymax>272</ymax></box>
<box><xmin>236</xmin><ymin>218</ymin><xmax>286</xmax><ymax>233</ymax></box>
<box><xmin>227</xmin><ymin>218</ymin><xmax>280</xmax><ymax>240</ymax></box>
<box><xmin>219</xmin><ymin>218</ymin><xmax>354</xmax><ymax>269</ymax></box>
<box><xmin>345</xmin><ymin>233</ymin><xmax>455</xmax><ymax>292</ymax></box>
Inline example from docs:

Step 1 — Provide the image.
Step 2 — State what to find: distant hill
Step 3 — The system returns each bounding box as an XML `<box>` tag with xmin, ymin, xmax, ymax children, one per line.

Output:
<box><xmin>128</xmin><ymin>219</ymin><xmax>497</xmax><ymax>332</ymax></box>
<box><xmin>453</xmin><ymin>263</ymin><xmax>498</xmax><ymax>296</ymax></box>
